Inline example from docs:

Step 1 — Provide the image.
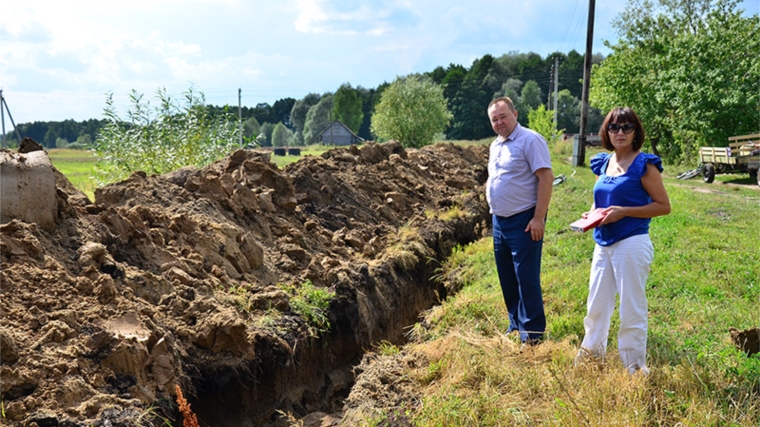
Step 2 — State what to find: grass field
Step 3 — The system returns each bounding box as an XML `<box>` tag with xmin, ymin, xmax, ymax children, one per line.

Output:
<box><xmin>269</xmin><ymin>145</ymin><xmax>332</xmax><ymax>168</ymax></box>
<box><xmin>48</xmin><ymin>148</ymin><xmax>100</xmax><ymax>201</ymax></box>
<box><xmin>357</xmin><ymin>141</ymin><xmax>760</xmax><ymax>426</ymax></box>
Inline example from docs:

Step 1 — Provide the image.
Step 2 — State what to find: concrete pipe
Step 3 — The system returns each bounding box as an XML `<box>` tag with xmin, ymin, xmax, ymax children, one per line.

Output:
<box><xmin>0</xmin><ymin>150</ymin><xmax>57</xmax><ymax>232</ymax></box>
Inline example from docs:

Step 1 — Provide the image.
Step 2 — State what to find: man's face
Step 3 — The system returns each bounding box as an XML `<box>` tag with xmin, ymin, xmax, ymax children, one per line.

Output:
<box><xmin>488</xmin><ymin>101</ymin><xmax>518</xmax><ymax>138</ymax></box>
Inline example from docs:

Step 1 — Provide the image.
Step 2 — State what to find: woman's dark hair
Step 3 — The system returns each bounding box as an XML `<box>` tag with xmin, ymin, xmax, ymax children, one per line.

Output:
<box><xmin>598</xmin><ymin>107</ymin><xmax>645</xmax><ymax>151</ymax></box>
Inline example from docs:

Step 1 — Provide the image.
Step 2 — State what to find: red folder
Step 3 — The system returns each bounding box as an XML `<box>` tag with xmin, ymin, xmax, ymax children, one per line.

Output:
<box><xmin>570</xmin><ymin>209</ymin><xmax>607</xmax><ymax>232</ymax></box>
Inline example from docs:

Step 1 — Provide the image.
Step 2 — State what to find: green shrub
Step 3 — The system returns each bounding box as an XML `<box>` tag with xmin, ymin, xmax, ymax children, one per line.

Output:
<box><xmin>65</xmin><ymin>142</ymin><xmax>87</xmax><ymax>150</ymax></box>
<box><xmin>280</xmin><ymin>280</ymin><xmax>335</xmax><ymax>336</ymax></box>
<box><xmin>527</xmin><ymin>104</ymin><xmax>564</xmax><ymax>145</ymax></box>
<box><xmin>93</xmin><ymin>87</ymin><xmax>241</xmax><ymax>183</ymax></box>
<box><xmin>371</xmin><ymin>75</ymin><xmax>452</xmax><ymax>148</ymax></box>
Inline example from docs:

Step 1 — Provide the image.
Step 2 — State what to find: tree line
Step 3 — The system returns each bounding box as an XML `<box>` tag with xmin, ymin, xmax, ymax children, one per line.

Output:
<box><xmin>208</xmin><ymin>49</ymin><xmax>604</xmax><ymax>148</ymax></box>
<box><xmin>7</xmin><ymin>119</ymin><xmax>107</xmax><ymax>149</ymax></box>
<box><xmin>2</xmin><ymin>49</ymin><xmax>599</xmax><ymax>149</ymax></box>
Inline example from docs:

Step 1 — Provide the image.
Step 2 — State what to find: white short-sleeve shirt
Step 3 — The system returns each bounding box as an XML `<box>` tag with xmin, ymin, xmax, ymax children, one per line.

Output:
<box><xmin>486</xmin><ymin>124</ymin><xmax>552</xmax><ymax>218</ymax></box>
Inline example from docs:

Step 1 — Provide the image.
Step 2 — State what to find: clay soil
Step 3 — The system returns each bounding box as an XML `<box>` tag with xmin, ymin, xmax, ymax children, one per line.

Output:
<box><xmin>0</xmin><ymin>141</ymin><xmax>491</xmax><ymax>427</ymax></box>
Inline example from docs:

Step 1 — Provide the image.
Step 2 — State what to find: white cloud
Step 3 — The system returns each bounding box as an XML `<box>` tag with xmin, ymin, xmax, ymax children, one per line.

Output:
<box><xmin>9</xmin><ymin>0</ymin><xmax>754</xmax><ymax>123</ymax></box>
<box><xmin>293</xmin><ymin>0</ymin><xmax>420</xmax><ymax>35</ymax></box>
<box><xmin>373</xmin><ymin>44</ymin><xmax>412</xmax><ymax>52</ymax></box>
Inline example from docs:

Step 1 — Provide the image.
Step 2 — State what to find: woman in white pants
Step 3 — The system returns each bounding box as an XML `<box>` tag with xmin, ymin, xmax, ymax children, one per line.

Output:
<box><xmin>576</xmin><ymin>107</ymin><xmax>671</xmax><ymax>374</ymax></box>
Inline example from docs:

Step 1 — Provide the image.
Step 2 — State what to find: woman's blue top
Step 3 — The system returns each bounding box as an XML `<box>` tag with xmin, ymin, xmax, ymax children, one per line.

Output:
<box><xmin>590</xmin><ymin>152</ymin><xmax>663</xmax><ymax>246</ymax></box>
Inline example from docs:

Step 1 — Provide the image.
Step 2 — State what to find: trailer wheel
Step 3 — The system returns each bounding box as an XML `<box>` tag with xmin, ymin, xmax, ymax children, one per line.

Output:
<box><xmin>703</xmin><ymin>164</ymin><xmax>715</xmax><ymax>183</ymax></box>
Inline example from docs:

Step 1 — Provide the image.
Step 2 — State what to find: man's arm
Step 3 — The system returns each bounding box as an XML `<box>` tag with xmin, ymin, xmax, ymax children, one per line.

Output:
<box><xmin>525</xmin><ymin>167</ymin><xmax>553</xmax><ymax>241</ymax></box>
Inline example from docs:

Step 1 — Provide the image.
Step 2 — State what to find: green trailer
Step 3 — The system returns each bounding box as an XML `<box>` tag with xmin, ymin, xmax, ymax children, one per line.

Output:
<box><xmin>699</xmin><ymin>133</ymin><xmax>760</xmax><ymax>186</ymax></box>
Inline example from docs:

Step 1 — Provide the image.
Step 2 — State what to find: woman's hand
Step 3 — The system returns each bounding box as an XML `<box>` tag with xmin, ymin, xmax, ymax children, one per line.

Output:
<box><xmin>581</xmin><ymin>204</ymin><xmax>597</xmax><ymax>219</ymax></box>
<box><xmin>599</xmin><ymin>206</ymin><xmax>625</xmax><ymax>224</ymax></box>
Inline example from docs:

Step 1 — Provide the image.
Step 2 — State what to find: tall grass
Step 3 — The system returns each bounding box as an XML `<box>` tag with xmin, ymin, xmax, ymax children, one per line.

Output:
<box><xmin>279</xmin><ymin>280</ymin><xmax>335</xmax><ymax>337</ymax></box>
<box><xmin>94</xmin><ymin>88</ymin><xmax>241</xmax><ymax>184</ymax></box>
<box><xmin>352</xmin><ymin>142</ymin><xmax>760</xmax><ymax>426</ymax></box>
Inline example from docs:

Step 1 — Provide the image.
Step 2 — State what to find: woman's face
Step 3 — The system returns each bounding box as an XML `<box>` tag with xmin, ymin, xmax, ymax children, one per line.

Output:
<box><xmin>607</xmin><ymin>120</ymin><xmax>636</xmax><ymax>151</ymax></box>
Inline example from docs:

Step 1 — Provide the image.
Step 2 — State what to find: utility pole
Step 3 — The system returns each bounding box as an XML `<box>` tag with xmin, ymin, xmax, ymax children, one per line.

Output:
<box><xmin>553</xmin><ymin>56</ymin><xmax>560</xmax><ymax>129</ymax></box>
<box><xmin>238</xmin><ymin>88</ymin><xmax>243</xmax><ymax>147</ymax></box>
<box><xmin>574</xmin><ymin>0</ymin><xmax>596</xmax><ymax>167</ymax></box>
<box><xmin>0</xmin><ymin>90</ymin><xmax>23</xmax><ymax>146</ymax></box>
<box><xmin>1</xmin><ymin>90</ymin><xmax>5</xmax><ymax>147</ymax></box>
<box><xmin>547</xmin><ymin>63</ymin><xmax>554</xmax><ymax>110</ymax></box>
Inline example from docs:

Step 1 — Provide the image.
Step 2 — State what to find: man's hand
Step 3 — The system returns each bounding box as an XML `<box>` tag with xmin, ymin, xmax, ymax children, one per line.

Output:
<box><xmin>525</xmin><ymin>217</ymin><xmax>546</xmax><ymax>241</ymax></box>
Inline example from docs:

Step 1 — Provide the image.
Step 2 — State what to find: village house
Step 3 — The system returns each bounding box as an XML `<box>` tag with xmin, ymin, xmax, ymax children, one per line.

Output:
<box><xmin>318</xmin><ymin>120</ymin><xmax>364</xmax><ymax>146</ymax></box>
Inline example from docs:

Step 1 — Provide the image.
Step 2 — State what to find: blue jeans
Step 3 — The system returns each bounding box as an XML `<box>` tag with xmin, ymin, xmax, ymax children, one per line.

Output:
<box><xmin>492</xmin><ymin>209</ymin><xmax>546</xmax><ymax>342</ymax></box>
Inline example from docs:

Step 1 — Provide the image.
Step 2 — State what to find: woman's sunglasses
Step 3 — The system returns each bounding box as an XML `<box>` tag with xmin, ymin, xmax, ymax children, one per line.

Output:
<box><xmin>607</xmin><ymin>123</ymin><xmax>635</xmax><ymax>134</ymax></box>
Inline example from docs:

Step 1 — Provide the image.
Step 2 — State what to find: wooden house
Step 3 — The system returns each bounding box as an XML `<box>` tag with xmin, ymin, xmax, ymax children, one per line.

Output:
<box><xmin>318</xmin><ymin>120</ymin><xmax>364</xmax><ymax>146</ymax></box>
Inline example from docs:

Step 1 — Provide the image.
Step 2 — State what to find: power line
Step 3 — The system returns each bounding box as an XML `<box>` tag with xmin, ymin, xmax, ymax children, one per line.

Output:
<box><xmin>561</xmin><ymin>0</ymin><xmax>582</xmax><ymax>47</ymax></box>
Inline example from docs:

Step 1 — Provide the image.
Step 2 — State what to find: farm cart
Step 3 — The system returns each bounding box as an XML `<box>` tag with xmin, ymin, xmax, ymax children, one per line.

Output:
<box><xmin>699</xmin><ymin>133</ymin><xmax>760</xmax><ymax>186</ymax></box>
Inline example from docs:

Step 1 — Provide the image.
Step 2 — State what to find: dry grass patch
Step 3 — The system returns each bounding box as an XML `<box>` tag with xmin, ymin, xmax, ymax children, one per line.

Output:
<box><xmin>404</xmin><ymin>334</ymin><xmax>659</xmax><ymax>426</ymax></box>
<box><xmin>381</xmin><ymin>328</ymin><xmax>760</xmax><ymax>426</ymax></box>
<box><xmin>382</xmin><ymin>224</ymin><xmax>433</xmax><ymax>271</ymax></box>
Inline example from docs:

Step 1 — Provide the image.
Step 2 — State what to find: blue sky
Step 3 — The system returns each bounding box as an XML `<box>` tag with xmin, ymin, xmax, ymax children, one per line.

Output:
<box><xmin>1</xmin><ymin>0</ymin><xmax>757</xmax><ymax>124</ymax></box>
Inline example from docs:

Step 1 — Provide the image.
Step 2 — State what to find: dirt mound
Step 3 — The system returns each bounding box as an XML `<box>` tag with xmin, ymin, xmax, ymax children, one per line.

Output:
<box><xmin>0</xmin><ymin>141</ymin><xmax>490</xmax><ymax>426</ymax></box>
<box><xmin>340</xmin><ymin>350</ymin><xmax>426</xmax><ymax>426</ymax></box>
<box><xmin>730</xmin><ymin>327</ymin><xmax>760</xmax><ymax>356</ymax></box>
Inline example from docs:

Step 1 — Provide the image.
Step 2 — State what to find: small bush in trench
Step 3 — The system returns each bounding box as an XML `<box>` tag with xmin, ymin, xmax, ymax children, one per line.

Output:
<box><xmin>279</xmin><ymin>280</ymin><xmax>335</xmax><ymax>336</ymax></box>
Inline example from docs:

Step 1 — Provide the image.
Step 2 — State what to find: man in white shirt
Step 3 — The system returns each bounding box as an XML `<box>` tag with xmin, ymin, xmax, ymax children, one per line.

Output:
<box><xmin>486</xmin><ymin>97</ymin><xmax>553</xmax><ymax>345</ymax></box>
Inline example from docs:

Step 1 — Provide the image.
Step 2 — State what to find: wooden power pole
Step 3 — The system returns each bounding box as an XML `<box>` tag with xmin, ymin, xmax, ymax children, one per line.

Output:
<box><xmin>238</xmin><ymin>88</ymin><xmax>243</xmax><ymax>147</ymax></box>
<box><xmin>574</xmin><ymin>0</ymin><xmax>596</xmax><ymax>167</ymax></box>
<box><xmin>553</xmin><ymin>56</ymin><xmax>559</xmax><ymax>128</ymax></box>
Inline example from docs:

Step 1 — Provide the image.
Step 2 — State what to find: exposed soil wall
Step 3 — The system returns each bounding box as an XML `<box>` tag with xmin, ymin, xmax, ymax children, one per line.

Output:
<box><xmin>0</xmin><ymin>141</ymin><xmax>490</xmax><ymax>426</ymax></box>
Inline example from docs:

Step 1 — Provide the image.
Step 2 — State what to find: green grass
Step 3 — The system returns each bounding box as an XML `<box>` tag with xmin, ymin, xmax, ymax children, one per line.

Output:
<box><xmin>48</xmin><ymin>148</ymin><xmax>100</xmax><ymax>201</ymax></box>
<box><xmin>355</xmin><ymin>144</ymin><xmax>760</xmax><ymax>427</ymax></box>
<box><xmin>270</xmin><ymin>144</ymin><xmax>333</xmax><ymax>168</ymax></box>
<box><xmin>279</xmin><ymin>280</ymin><xmax>335</xmax><ymax>336</ymax></box>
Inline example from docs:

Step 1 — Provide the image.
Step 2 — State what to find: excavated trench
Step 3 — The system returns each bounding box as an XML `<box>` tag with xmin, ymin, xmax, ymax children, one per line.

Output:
<box><xmin>189</xmin><ymin>217</ymin><xmax>486</xmax><ymax>426</ymax></box>
<box><xmin>0</xmin><ymin>141</ymin><xmax>490</xmax><ymax>427</ymax></box>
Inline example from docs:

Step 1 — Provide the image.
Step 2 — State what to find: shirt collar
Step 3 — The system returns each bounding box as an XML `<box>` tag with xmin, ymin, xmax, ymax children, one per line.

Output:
<box><xmin>496</xmin><ymin>123</ymin><xmax>522</xmax><ymax>143</ymax></box>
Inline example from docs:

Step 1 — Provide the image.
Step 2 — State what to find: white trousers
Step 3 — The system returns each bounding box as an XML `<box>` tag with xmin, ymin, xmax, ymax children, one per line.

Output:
<box><xmin>578</xmin><ymin>234</ymin><xmax>654</xmax><ymax>373</ymax></box>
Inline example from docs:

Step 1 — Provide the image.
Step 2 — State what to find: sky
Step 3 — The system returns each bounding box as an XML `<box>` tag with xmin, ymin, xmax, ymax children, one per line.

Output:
<box><xmin>1</xmin><ymin>0</ymin><xmax>757</xmax><ymax>125</ymax></box>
